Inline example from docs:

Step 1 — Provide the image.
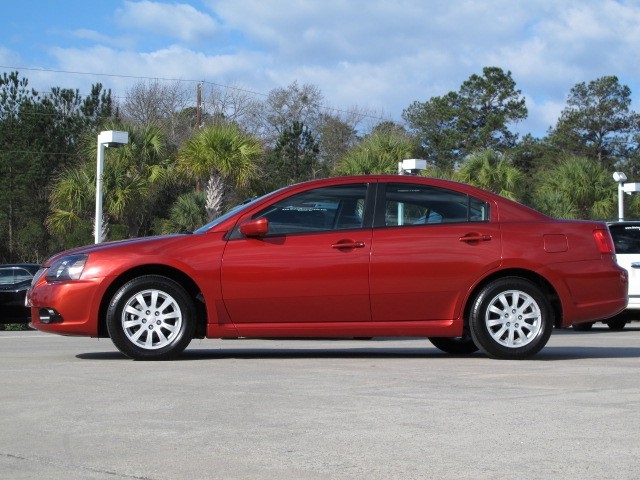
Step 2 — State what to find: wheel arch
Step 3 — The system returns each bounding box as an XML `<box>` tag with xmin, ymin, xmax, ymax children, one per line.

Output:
<box><xmin>97</xmin><ymin>264</ymin><xmax>207</xmax><ymax>339</ymax></box>
<box><xmin>463</xmin><ymin>268</ymin><xmax>562</xmax><ymax>329</ymax></box>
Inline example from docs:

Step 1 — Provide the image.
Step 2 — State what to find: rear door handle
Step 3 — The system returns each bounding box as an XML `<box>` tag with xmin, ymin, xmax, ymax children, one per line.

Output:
<box><xmin>459</xmin><ymin>234</ymin><xmax>492</xmax><ymax>243</ymax></box>
<box><xmin>331</xmin><ymin>240</ymin><xmax>365</xmax><ymax>249</ymax></box>
<box><xmin>631</xmin><ymin>263</ymin><xmax>640</xmax><ymax>268</ymax></box>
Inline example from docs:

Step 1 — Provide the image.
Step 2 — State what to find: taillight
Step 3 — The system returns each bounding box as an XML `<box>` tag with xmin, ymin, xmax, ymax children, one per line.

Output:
<box><xmin>593</xmin><ymin>229</ymin><xmax>615</xmax><ymax>254</ymax></box>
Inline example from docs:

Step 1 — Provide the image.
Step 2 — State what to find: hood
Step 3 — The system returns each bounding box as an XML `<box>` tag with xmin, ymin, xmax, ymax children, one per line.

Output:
<box><xmin>43</xmin><ymin>234</ymin><xmax>188</xmax><ymax>267</ymax></box>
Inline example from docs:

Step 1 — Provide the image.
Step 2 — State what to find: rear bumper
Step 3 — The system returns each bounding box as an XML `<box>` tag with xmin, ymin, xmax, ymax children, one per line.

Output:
<box><xmin>550</xmin><ymin>258</ymin><xmax>628</xmax><ymax>327</ymax></box>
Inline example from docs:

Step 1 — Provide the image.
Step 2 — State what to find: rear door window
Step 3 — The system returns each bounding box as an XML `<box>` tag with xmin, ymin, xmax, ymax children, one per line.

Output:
<box><xmin>378</xmin><ymin>183</ymin><xmax>489</xmax><ymax>227</ymax></box>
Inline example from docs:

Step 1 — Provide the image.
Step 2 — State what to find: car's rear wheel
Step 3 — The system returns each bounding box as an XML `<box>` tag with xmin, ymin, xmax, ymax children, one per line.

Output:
<box><xmin>106</xmin><ymin>275</ymin><xmax>195</xmax><ymax>360</ymax></box>
<box><xmin>606</xmin><ymin>316</ymin><xmax>627</xmax><ymax>330</ymax></box>
<box><xmin>469</xmin><ymin>277</ymin><xmax>553</xmax><ymax>360</ymax></box>
<box><xmin>429</xmin><ymin>335</ymin><xmax>479</xmax><ymax>354</ymax></box>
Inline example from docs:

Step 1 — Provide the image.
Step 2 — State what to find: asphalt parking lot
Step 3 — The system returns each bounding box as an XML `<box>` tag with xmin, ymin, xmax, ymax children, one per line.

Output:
<box><xmin>1</xmin><ymin>327</ymin><xmax>640</xmax><ymax>480</ymax></box>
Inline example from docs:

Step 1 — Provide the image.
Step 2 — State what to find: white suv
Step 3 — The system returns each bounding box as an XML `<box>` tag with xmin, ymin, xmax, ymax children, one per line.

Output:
<box><xmin>574</xmin><ymin>221</ymin><xmax>640</xmax><ymax>331</ymax></box>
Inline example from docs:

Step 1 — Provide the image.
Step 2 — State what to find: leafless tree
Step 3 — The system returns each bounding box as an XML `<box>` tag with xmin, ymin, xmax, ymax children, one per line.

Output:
<box><xmin>202</xmin><ymin>83</ymin><xmax>262</xmax><ymax>133</ymax></box>
<box><xmin>122</xmin><ymin>80</ymin><xmax>192</xmax><ymax>145</ymax></box>
<box><xmin>256</xmin><ymin>82</ymin><xmax>325</xmax><ymax>146</ymax></box>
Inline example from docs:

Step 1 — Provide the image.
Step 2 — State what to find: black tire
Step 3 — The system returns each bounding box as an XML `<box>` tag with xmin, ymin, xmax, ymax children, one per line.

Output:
<box><xmin>429</xmin><ymin>335</ymin><xmax>479</xmax><ymax>355</ymax></box>
<box><xmin>606</xmin><ymin>316</ymin><xmax>627</xmax><ymax>331</ymax></box>
<box><xmin>572</xmin><ymin>322</ymin><xmax>594</xmax><ymax>331</ymax></box>
<box><xmin>469</xmin><ymin>277</ymin><xmax>553</xmax><ymax>360</ymax></box>
<box><xmin>106</xmin><ymin>275</ymin><xmax>196</xmax><ymax>360</ymax></box>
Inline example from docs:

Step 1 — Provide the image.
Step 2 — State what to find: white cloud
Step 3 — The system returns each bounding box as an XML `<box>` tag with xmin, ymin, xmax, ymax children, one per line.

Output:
<box><xmin>115</xmin><ymin>1</ymin><xmax>218</xmax><ymax>43</ymax></box>
<box><xmin>0</xmin><ymin>46</ymin><xmax>21</xmax><ymax>66</ymax></box>
<box><xmin>70</xmin><ymin>29</ymin><xmax>134</xmax><ymax>50</ymax></box>
<box><xmin>206</xmin><ymin>0</ymin><xmax>540</xmax><ymax>63</ymax></box>
<box><xmin>537</xmin><ymin>1</ymin><xmax>640</xmax><ymax>71</ymax></box>
<box><xmin>8</xmin><ymin>0</ymin><xmax>640</xmax><ymax>138</ymax></box>
<box><xmin>202</xmin><ymin>1</ymin><xmax>563</xmax><ymax>125</ymax></box>
<box><xmin>45</xmin><ymin>44</ymin><xmax>262</xmax><ymax>97</ymax></box>
<box><xmin>72</xmin><ymin>29</ymin><xmax>115</xmax><ymax>44</ymax></box>
<box><xmin>519</xmin><ymin>96</ymin><xmax>564</xmax><ymax>136</ymax></box>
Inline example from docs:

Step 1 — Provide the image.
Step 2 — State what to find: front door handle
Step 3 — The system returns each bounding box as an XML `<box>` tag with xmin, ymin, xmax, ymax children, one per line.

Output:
<box><xmin>459</xmin><ymin>234</ymin><xmax>492</xmax><ymax>243</ymax></box>
<box><xmin>331</xmin><ymin>240</ymin><xmax>365</xmax><ymax>249</ymax></box>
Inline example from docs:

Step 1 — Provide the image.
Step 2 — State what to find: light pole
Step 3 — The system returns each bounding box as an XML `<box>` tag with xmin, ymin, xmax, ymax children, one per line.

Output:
<box><xmin>613</xmin><ymin>172</ymin><xmax>627</xmax><ymax>222</ymax></box>
<box><xmin>612</xmin><ymin>171</ymin><xmax>640</xmax><ymax>222</ymax></box>
<box><xmin>397</xmin><ymin>159</ymin><xmax>427</xmax><ymax>225</ymax></box>
<box><xmin>95</xmin><ymin>130</ymin><xmax>129</xmax><ymax>243</ymax></box>
<box><xmin>613</xmin><ymin>172</ymin><xmax>628</xmax><ymax>222</ymax></box>
<box><xmin>397</xmin><ymin>158</ymin><xmax>427</xmax><ymax>175</ymax></box>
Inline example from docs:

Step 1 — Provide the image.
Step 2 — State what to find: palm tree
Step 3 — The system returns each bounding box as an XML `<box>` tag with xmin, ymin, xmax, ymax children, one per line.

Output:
<box><xmin>106</xmin><ymin>124</ymin><xmax>172</xmax><ymax>237</ymax></box>
<box><xmin>177</xmin><ymin>123</ymin><xmax>262</xmax><ymax>220</ymax></box>
<box><xmin>158</xmin><ymin>191</ymin><xmax>208</xmax><ymax>234</ymax></box>
<box><xmin>335</xmin><ymin>131</ymin><xmax>415</xmax><ymax>175</ymax></box>
<box><xmin>533</xmin><ymin>155</ymin><xmax>615</xmax><ymax>219</ymax></box>
<box><xmin>47</xmin><ymin>167</ymin><xmax>95</xmax><ymax>241</ymax></box>
<box><xmin>47</xmin><ymin>124</ymin><xmax>172</xmax><ymax>243</ymax></box>
<box><xmin>455</xmin><ymin>150</ymin><xmax>524</xmax><ymax>201</ymax></box>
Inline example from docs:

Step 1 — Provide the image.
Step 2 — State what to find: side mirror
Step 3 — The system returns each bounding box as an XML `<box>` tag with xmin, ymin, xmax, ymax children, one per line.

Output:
<box><xmin>239</xmin><ymin>218</ymin><xmax>269</xmax><ymax>238</ymax></box>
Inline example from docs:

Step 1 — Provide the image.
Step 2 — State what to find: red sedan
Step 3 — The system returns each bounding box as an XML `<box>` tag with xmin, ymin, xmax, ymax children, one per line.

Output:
<box><xmin>28</xmin><ymin>176</ymin><xmax>627</xmax><ymax>360</ymax></box>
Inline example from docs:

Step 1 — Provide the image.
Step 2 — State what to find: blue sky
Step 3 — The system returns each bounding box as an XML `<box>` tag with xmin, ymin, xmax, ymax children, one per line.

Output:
<box><xmin>2</xmin><ymin>0</ymin><xmax>640</xmax><ymax>137</ymax></box>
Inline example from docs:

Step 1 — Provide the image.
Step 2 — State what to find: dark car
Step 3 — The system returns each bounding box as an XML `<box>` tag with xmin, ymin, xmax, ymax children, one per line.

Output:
<box><xmin>28</xmin><ymin>176</ymin><xmax>627</xmax><ymax>360</ymax></box>
<box><xmin>0</xmin><ymin>264</ymin><xmax>40</xmax><ymax>324</ymax></box>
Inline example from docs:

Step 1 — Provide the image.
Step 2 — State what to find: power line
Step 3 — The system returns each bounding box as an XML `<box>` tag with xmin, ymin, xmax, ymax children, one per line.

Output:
<box><xmin>0</xmin><ymin>64</ymin><xmax>390</xmax><ymax>124</ymax></box>
<box><xmin>0</xmin><ymin>65</ymin><xmax>204</xmax><ymax>87</ymax></box>
<box><xmin>0</xmin><ymin>149</ymin><xmax>79</xmax><ymax>156</ymax></box>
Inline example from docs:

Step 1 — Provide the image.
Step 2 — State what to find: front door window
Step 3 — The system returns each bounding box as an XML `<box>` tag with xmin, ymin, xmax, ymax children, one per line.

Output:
<box><xmin>221</xmin><ymin>183</ymin><xmax>373</xmax><ymax>324</ymax></box>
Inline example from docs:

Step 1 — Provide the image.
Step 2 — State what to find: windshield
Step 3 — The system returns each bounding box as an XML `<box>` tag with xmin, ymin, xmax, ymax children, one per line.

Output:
<box><xmin>193</xmin><ymin>195</ymin><xmax>266</xmax><ymax>234</ymax></box>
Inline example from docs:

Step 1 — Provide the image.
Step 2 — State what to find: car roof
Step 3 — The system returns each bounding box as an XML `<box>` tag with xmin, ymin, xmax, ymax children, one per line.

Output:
<box><xmin>0</xmin><ymin>263</ymin><xmax>40</xmax><ymax>271</ymax></box>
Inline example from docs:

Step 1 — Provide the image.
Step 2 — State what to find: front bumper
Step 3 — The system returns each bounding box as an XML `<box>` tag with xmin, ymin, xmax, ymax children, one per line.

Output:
<box><xmin>28</xmin><ymin>275</ymin><xmax>105</xmax><ymax>336</ymax></box>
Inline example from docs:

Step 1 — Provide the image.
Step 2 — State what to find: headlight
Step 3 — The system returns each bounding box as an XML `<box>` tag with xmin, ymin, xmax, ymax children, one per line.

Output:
<box><xmin>46</xmin><ymin>254</ymin><xmax>88</xmax><ymax>282</ymax></box>
<box><xmin>31</xmin><ymin>268</ymin><xmax>46</xmax><ymax>287</ymax></box>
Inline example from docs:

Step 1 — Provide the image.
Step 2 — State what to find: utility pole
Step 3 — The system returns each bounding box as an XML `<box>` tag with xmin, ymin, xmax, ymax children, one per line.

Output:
<box><xmin>8</xmin><ymin>163</ymin><xmax>13</xmax><ymax>261</ymax></box>
<box><xmin>196</xmin><ymin>82</ymin><xmax>202</xmax><ymax>128</ymax></box>
<box><xmin>194</xmin><ymin>82</ymin><xmax>203</xmax><ymax>193</ymax></box>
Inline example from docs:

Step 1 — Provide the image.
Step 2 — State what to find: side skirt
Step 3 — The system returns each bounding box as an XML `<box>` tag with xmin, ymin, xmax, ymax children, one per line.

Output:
<box><xmin>206</xmin><ymin>319</ymin><xmax>462</xmax><ymax>339</ymax></box>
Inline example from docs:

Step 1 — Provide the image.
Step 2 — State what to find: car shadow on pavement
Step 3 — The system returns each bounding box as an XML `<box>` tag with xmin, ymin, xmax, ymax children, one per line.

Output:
<box><xmin>76</xmin><ymin>345</ymin><xmax>640</xmax><ymax>361</ymax></box>
<box><xmin>77</xmin><ymin>347</ymin><xmax>450</xmax><ymax>361</ymax></box>
<box><xmin>535</xmin><ymin>346</ymin><xmax>640</xmax><ymax>360</ymax></box>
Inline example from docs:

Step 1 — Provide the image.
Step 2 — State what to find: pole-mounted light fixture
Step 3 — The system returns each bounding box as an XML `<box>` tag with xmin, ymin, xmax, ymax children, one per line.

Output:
<box><xmin>95</xmin><ymin>131</ymin><xmax>129</xmax><ymax>243</ymax></box>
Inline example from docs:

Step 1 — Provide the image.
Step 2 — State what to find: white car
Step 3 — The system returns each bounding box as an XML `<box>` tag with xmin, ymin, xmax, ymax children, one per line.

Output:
<box><xmin>574</xmin><ymin>221</ymin><xmax>640</xmax><ymax>331</ymax></box>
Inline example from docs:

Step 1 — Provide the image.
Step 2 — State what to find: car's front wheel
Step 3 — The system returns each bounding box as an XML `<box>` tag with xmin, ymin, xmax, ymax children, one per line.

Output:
<box><xmin>106</xmin><ymin>275</ymin><xmax>195</xmax><ymax>360</ymax></box>
<box><xmin>469</xmin><ymin>277</ymin><xmax>553</xmax><ymax>360</ymax></box>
